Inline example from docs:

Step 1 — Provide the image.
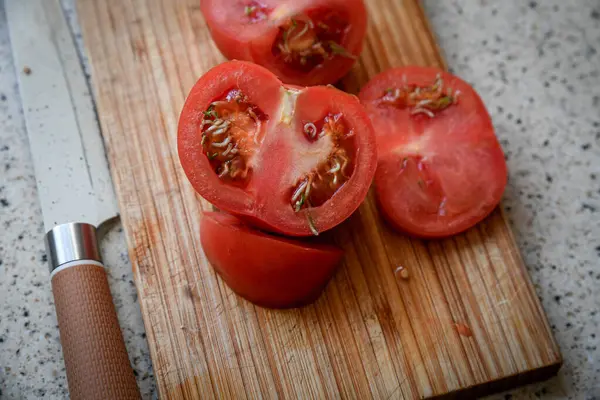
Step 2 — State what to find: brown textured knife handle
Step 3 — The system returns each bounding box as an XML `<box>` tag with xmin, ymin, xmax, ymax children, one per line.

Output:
<box><xmin>51</xmin><ymin>261</ymin><xmax>140</xmax><ymax>400</ymax></box>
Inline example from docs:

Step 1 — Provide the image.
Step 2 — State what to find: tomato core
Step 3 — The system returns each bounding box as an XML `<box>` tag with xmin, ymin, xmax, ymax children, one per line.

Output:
<box><xmin>200</xmin><ymin>89</ymin><xmax>268</xmax><ymax>188</ymax></box>
<box><xmin>271</xmin><ymin>8</ymin><xmax>354</xmax><ymax>73</ymax></box>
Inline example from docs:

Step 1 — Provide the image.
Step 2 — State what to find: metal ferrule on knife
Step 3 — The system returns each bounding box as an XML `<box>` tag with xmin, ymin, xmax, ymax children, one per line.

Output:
<box><xmin>45</xmin><ymin>223</ymin><xmax>102</xmax><ymax>273</ymax></box>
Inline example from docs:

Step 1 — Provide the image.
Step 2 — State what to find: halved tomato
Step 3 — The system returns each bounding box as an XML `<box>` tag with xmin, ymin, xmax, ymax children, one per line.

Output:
<box><xmin>358</xmin><ymin>66</ymin><xmax>507</xmax><ymax>238</ymax></box>
<box><xmin>200</xmin><ymin>0</ymin><xmax>367</xmax><ymax>86</ymax></box>
<box><xmin>201</xmin><ymin>212</ymin><xmax>343</xmax><ymax>308</ymax></box>
<box><xmin>179</xmin><ymin>61</ymin><xmax>377</xmax><ymax>236</ymax></box>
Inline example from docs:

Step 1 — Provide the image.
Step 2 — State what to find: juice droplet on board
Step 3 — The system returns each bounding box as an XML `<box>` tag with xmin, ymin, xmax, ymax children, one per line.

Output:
<box><xmin>454</xmin><ymin>322</ymin><xmax>473</xmax><ymax>337</ymax></box>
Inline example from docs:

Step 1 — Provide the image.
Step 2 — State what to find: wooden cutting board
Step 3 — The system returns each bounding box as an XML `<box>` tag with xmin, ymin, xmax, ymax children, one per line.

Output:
<box><xmin>76</xmin><ymin>0</ymin><xmax>562</xmax><ymax>398</ymax></box>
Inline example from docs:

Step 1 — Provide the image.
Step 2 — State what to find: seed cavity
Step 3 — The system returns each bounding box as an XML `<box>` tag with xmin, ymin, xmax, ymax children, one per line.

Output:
<box><xmin>379</xmin><ymin>73</ymin><xmax>460</xmax><ymax>117</ymax></box>
<box><xmin>200</xmin><ymin>89</ymin><xmax>266</xmax><ymax>185</ymax></box>
<box><xmin>272</xmin><ymin>10</ymin><xmax>354</xmax><ymax>72</ymax></box>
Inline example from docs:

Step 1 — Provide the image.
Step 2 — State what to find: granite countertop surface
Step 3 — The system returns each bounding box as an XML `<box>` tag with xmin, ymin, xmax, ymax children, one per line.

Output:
<box><xmin>1</xmin><ymin>0</ymin><xmax>599</xmax><ymax>398</ymax></box>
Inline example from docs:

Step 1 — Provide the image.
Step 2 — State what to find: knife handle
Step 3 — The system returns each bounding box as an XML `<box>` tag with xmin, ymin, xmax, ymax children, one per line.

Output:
<box><xmin>46</xmin><ymin>223</ymin><xmax>140</xmax><ymax>400</ymax></box>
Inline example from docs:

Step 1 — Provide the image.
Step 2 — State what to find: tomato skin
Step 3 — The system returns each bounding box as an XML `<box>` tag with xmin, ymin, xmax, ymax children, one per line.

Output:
<box><xmin>178</xmin><ymin>61</ymin><xmax>377</xmax><ymax>237</ymax></box>
<box><xmin>200</xmin><ymin>212</ymin><xmax>343</xmax><ymax>308</ymax></box>
<box><xmin>200</xmin><ymin>0</ymin><xmax>367</xmax><ymax>86</ymax></box>
<box><xmin>359</xmin><ymin>66</ymin><xmax>508</xmax><ymax>238</ymax></box>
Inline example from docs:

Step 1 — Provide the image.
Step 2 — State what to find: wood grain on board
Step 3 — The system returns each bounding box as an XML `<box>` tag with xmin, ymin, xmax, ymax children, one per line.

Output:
<box><xmin>75</xmin><ymin>0</ymin><xmax>562</xmax><ymax>397</ymax></box>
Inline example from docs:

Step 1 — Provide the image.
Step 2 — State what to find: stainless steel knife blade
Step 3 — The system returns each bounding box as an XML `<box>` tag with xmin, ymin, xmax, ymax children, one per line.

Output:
<box><xmin>6</xmin><ymin>0</ymin><xmax>118</xmax><ymax>232</ymax></box>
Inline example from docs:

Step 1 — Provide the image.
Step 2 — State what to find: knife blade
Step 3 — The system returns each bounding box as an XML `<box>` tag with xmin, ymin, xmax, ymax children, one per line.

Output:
<box><xmin>6</xmin><ymin>0</ymin><xmax>140</xmax><ymax>398</ymax></box>
<box><xmin>7</xmin><ymin>0</ymin><xmax>117</xmax><ymax>230</ymax></box>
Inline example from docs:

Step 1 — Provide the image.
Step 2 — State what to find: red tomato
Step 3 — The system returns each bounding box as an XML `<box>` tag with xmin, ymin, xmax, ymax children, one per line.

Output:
<box><xmin>358</xmin><ymin>66</ymin><xmax>507</xmax><ymax>238</ymax></box>
<box><xmin>200</xmin><ymin>0</ymin><xmax>367</xmax><ymax>86</ymax></box>
<box><xmin>200</xmin><ymin>212</ymin><xmax>343</xmax><ymax>308</ymax></box>
<box><xmin>179</xmin><ymin>61</ymin><xmax>377</xmax><ymax>236</ymax></box>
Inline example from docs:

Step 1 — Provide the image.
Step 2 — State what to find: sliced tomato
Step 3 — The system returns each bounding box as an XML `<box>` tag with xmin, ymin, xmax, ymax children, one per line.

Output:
<box><xmin>179</xmin><ymin>61</ymin><xmax>377</xmax><ymax>236</ymax></box>
<box><xmin>358</xmin><ymin>66</ymin><xmax>507</xmax><ymax>238</ymax></box>
<box><xmin>200</xmin><ymin>212</ymin><xmax>343</xmax><ymax>308</ymax></box>
<box><xmin>200</xmin><ymin>0</ymin><xmax>367</xmax><ymax>86</ymax></box>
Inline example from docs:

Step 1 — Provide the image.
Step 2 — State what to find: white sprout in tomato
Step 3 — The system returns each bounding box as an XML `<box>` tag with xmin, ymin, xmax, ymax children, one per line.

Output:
<box><xmin>303</xmin><ymin>122</ymin><xmax>318</xmax><ymax>138</ymax></box>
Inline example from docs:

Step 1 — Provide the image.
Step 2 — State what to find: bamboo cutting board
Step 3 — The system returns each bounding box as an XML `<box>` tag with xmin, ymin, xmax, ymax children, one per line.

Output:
<box><xmin>75</xmin><ymin>0</ymin><xmax>562</xmax><ymax>398</ymax></box>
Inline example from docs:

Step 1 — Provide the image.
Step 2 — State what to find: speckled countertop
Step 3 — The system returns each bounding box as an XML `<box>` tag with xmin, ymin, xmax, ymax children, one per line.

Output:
<box><xmin>1</xmin><ymin>0</ymin><xmax>599</xmax><ymax>399</ymax></box>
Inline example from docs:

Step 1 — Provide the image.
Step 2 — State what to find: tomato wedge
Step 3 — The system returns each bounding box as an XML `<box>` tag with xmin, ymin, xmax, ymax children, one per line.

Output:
<box><xmin>201</xmin><ymin>212</ymin><xmax>343</xmax><ymax>308</ymax></box>
<box><xmin>200</xmin><ymin>0</ymin><xmax>367</xmax><ymax>86</ymax></box>
<box><xmin>179</xmin><ymin>61</ymin><xmax>377</xmax><ymax>236</ymax></box>
<box><xmin>359</xmin><ymin>66</ymin><xmax>507</xmax><ymax>238</ymax></box>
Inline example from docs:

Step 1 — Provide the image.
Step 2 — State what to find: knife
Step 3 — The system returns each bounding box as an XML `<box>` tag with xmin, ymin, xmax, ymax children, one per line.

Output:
<box><xmin>6</xmin><ymin>0</ymin><xmax>140</xmax><ymax>398</ymax></box>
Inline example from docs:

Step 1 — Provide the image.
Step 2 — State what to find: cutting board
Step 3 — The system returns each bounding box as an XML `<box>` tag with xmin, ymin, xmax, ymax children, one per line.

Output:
<box><xmin>75</xmin><ymin>0</ymin><xmax>562</xmax><ymax>398</ymax></box>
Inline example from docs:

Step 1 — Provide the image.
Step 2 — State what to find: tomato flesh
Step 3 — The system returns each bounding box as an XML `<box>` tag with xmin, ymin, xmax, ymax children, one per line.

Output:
<box><xmin>200</xmin><ymin>0</ymin><xmax>367</xmax><ymax>86</ymax></box>
<box><xmin>359</xmin><ymin>66</ymin><xmax>507</xmax><ymax>238</ymax></box>
<box><xmin>200</xmin><ymin>212</ymin><xmax>343</xmax><ymax>308</ymax></box>
<box><xmin>179</xmin><ymin>61</ymin><xmax>377</xmax><ymax>236</ymax></box>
